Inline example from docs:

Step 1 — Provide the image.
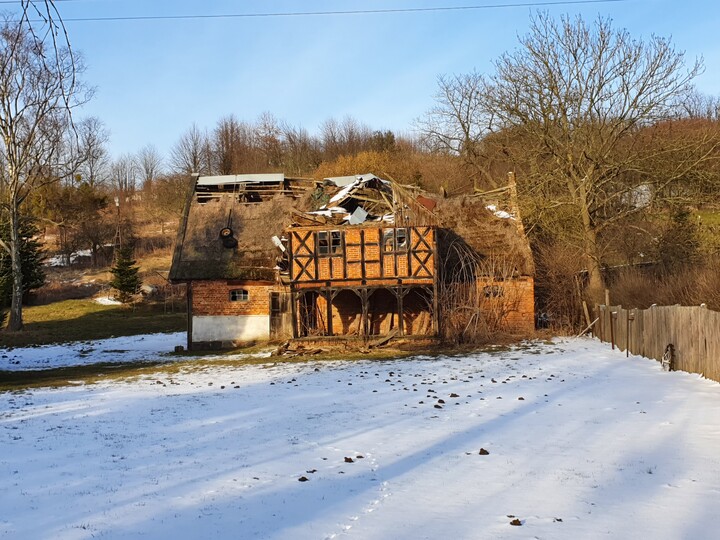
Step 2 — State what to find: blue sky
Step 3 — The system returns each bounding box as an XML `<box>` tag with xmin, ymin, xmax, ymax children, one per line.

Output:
<box><xmin>16</xmin><ymin>0</ymin><xmax>720</xmax><ymax>161</ymax></box>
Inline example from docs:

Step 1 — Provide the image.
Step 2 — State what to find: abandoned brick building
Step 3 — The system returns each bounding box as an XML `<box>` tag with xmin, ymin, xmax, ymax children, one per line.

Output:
<box><xmin>169</xmin><ymin>172</ymin><xmax>535</xmax><ymax>349</ymax></box>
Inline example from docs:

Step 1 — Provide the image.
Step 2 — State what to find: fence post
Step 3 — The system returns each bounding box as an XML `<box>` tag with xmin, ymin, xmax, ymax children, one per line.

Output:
<box><xmin>610</xmin><ymin>311</ymin><xmax>617</xmax><ymax>350</ymax></box>
<box><xmin>627</xmin><ymin>311</ymin><xmax>635</xmax><ymax>357</ymax></box>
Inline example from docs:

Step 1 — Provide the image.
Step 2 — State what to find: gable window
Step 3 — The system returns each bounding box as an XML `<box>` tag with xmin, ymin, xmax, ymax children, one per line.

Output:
<box><xmin>383</xmin><ymin>228</ymin><xmax>409</xmax><ymax>253</ymax></box>
<box><xmin>229</xmin><ymin>289</ymin><xmax>249</xmax><ymax>302</ymax></box>
<box><xmin>317</xmin><ymin>230</ymin><xmax>343</xmax><ymax>256</ymax></box>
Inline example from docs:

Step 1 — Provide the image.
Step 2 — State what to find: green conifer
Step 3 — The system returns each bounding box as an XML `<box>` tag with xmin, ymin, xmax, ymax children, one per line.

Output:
<box><xmin>109</xmin><ymin>245</ymin><xmax>141</xmax><ymax>303</ymax></box>
<box><xmin>0</xmin><ymin>218</ymin><xmax>46</xmax><ymax>308</ymax></box>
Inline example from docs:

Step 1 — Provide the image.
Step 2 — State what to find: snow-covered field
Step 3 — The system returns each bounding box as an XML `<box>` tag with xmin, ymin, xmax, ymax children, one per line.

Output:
<box><xmin>1</xmin><ymin>336</ymin><xmax>719</xmax><ymax>539</ymax></box>
<box><xmin>0</xmin><ymin>332</ymin><xmax>189</xmax><ymax>371</ymax></box>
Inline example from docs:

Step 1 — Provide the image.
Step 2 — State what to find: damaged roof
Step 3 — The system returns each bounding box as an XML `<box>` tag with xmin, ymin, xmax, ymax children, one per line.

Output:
<box><xmin>294</xmin><ymin>173</ymin><xmax>534</xmax><ymax>276</ymax></box>
<box><xmin>169</xmin><ymin>174</ymin><xmax>316</xmax><ymax>282</ymax></box>
<box><xmin>169</xmin><ymin>172</ymin><xmax>535</xmax><ymax>282</ymax></box>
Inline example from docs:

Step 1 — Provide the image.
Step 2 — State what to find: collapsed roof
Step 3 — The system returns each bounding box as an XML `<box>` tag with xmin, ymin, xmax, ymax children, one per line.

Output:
<box><xmin>169</xmin><ymin>172</ymin><xmax>535</xmax><ymax>282</ymax></box>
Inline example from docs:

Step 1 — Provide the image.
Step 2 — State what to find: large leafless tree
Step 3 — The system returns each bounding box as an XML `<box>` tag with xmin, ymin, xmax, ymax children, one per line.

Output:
<box><xmin>421</xmin><ymin>12</ymin><xmax>718</xmax><ymax>298</ymax></box>
<box><xmin>76</xmin><ymin>116</ymin><xmax>110</xmax><ymax>187</ymax></box>
<box><xmin>170</xmin><ymin>123</ymin><xmax>212</xmax><ymax>175</ymax></box>
<box><xmin>0</xmin><ymin>3</ymin><xmax>89</xmax><ymax>330</ymax></box>
<box><xmin>134</xmin><ymin>144</ymin><xmax>163</xmax><ymax>190</ymax></box>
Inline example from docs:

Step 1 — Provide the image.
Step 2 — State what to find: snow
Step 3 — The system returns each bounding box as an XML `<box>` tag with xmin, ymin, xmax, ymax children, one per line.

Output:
<box><xmin>308</xmin><ymin>207</ymin><xmax>348</xmax><ymax>217</ymax></box>
<box><xmin>0</xmin><ymin>332</ymin><xmax>188</xmax><ymax>371</ymax></box>
<box><xmin>1</xmin><ymin>337</ymin><xmax>720</xmax><ymax>539</ymax></box>
<box><xmin>328</xmin><ymin>179</ymin><xmax>360</xmax><ymax>204</ymax></box>
<box><xmin>46</xmin><ymin>249</ymin><xmax>93</xmax><ymax>267</ymax></box>
<box><xmin>95</xmin><ymin>295</ymin><xmax>123</xmax><ymax>306</ymax></box>
<box><xmin>486</xmin><ymin>204</ymin><xmax>515</xmax><ymax>220</ymax></box>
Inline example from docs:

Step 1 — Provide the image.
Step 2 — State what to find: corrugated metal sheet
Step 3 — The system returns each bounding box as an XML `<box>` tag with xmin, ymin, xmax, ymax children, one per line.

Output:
<box><xmin>196</xmin><ymin>173</ymin><xmax>285</xmax><ymax>186</ymax></box>
<box><xmin>324</xmin><ymin>175</ymin><xmax>359</xmax><ymax>187</ymax></box>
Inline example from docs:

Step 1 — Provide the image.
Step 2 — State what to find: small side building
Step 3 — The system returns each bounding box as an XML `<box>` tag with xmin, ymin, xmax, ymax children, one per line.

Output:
<box><xmin>168</xmin><ymin>173</ymin><xmax>313</xmax><ymax>349</ymax></box>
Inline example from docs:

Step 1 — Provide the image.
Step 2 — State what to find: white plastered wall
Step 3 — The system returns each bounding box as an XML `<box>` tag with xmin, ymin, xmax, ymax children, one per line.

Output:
<box><xmin>192</xmin><ymin>315</ymin><xmax>270</xmax><ymax>342</ymax></box>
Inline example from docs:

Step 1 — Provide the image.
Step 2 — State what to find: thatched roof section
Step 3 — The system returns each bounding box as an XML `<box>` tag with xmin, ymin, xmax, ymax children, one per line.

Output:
<box><xmin>431</xmin><ymin>195</ymin><xmax>534</xmax><ymax>276</ymax></box>
<box><xmin>169</xmin><ymin>178</ymin><xmax>314</xmax><ymax>282</ymax></box>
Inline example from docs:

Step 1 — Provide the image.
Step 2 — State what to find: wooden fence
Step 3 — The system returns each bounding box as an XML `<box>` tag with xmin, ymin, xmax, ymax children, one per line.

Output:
<box><xmin>594</xmin><ymin>304</ymin><xmax>720</xmax><ymax>383</ymax></box>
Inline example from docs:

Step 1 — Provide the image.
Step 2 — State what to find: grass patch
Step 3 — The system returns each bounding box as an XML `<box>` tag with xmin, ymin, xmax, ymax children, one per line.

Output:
<box><xmin>0</xmin><ymin>335</ymin><xmax>538</xmax><ymax>392</ymax></box>
<box><xmin>1</xmin><ymin>299</ymin><xmax>185</xmax><ymax>349</ymax></box>
<box><xmin>0</xmin><ymin>361</ymin><xmax>173</xmax><ymax>392</ymax></box>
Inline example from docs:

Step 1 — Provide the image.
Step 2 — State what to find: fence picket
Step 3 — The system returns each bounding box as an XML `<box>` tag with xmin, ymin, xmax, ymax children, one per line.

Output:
<box><xmin>594</xmin><ymin>304</ymin><xmax>720</xmax><ymax>383</ymax></box>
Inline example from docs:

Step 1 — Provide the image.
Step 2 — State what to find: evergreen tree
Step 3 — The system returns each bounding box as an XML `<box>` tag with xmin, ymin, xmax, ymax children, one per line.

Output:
<box><xmin>0</xmin><ymin>218</ymin><xmax>45</xmax><ymax>309</ymax></box>
<box><xmin>109</xmin><ymin>245</ymin><xmax>141</xmax><ymax>303</ymax></box>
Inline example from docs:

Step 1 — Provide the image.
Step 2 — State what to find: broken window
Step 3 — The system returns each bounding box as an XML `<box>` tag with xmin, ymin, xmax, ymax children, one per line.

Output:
<box><xmin>317</xmin><ymin>230</ymin><xmax>343</xmax><ymax>256</ymax></box>
<box><xmin>229</xmin><ymin>289</ymin><xmax>249</xmax><ymax>302</ymax></box>
<box><xmin>383</xmin><ymin>228</ymin><xmax>409</xmax><ymax>252</ymax></box>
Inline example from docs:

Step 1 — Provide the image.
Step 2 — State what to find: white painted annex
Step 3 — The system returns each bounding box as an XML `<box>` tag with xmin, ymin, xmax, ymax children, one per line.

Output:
<box><xmin>192</xmin><ymin>315</ymin><xmax>269</xmax><ymax>343</ymax></box>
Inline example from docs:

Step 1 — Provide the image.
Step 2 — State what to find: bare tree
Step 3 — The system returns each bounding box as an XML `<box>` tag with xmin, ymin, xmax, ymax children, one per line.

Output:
<box><xmin>170</xmin><ymin>123</ymin><xmax>212</xmax><ymax>175</ymax></box>
<box><xmin>212</xmin><ymin>115</ymin><xmax>264</xmax><ymax>174</ymax></box>
<box><xmin>416</xmin><ymin>71</ymin><xmax>499</xmax><ymax>190</ymax></box>
<box><xmin>281</xmin><ymin>121</ymin><xmax>321</xmax><ymax>175</ymax></box>
<box><xmin>213</xmin><ymin>115</ymin><xmax>243</xmax><ymax>175</ymax></box>
<box><xmin>681</xmin><ymin>88</ymin><xmax>720</xmax><ymax>121</ymax></box>
<box><xmin>110</xmin><ymin>154</ymin><xmax>137</xmax><ymax>194</ymax></box>
<box><xmin>320</xmin><ymin>116</ymin><xmax>373</xmax><ymax>161</ymax></box>
<box><xmin>0</xmin><ymin>17</ymin><xmax>89</xmax><ymax>330</ymax></box>
<box><xmin>134</xmin><ymin>144</ymin><xmax>163</xmax><ymax>190</ymax></box>
<box><xmin>255</xmin><ymin>112</ymin><xmax>283</xmax><ymax>169</ymax></box>
<box><xmin>146</xmin><ymin>173</ymin><xmax>188</xmax><ymax>235</ymax></box>
<box><xmin>421</xmin><ymin>12</ymin><xmax>716</xmax><ymax>299</ymax></box>
<box><xmin>76</xmin><ymin>116</ymin><xmax>109</xmax><ymax>187</ymax></box>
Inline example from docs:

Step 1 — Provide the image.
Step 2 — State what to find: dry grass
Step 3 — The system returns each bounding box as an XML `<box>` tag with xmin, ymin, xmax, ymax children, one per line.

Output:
<box><xmin>609</xmin><ymin>263</ymin><xmax>720</xmax><ymax>310</ymax></box>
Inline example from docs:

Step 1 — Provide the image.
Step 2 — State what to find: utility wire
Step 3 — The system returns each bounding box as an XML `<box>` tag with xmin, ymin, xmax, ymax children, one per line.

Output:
<box><xmin>15</xmin><ymin>0</ymin><xmax>629</xmax><ymax>23</ymax></box>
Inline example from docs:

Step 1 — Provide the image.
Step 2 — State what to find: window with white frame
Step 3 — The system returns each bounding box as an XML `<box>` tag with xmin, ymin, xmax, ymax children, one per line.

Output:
<box><xmin>229</xmin><ymin>289</ymin><xmax>249</xmax><ymax>302</ymax></box>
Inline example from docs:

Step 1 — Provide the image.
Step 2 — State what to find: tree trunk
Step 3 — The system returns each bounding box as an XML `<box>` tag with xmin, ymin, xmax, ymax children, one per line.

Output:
<box><xmin>7</xmin><ymin>201</ymin><xmax>24</xmax><ymax>331</ymax></box>
<box><xmin>578</xmin><ymin>183</ymin><xmax>605</xmax><ymax>303</ymax></box>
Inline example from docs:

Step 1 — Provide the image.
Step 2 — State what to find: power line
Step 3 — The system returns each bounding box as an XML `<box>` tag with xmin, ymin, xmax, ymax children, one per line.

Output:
<box><xmin>0</xmin><ymin>0</ymin><xmax>82</xmax><ymax>4</ymax></box>
<box><xmin>17</xmin><ymin>0</ymin><xmax>629</xmax><ymax>23</ymax></box>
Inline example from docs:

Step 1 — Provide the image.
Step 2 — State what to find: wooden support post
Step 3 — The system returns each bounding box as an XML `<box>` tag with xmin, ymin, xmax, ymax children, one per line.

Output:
<box><xmin>186</xmin><ymin>281</ymin><xmax>193</xmax><ymax>351</ymax></box>
<box><xmin>605</xmin><ymin>289</ymin><xmax>610</xmax><ymax>308</ymax></box>
<box><xmin>432</xmin><ymin>228</ymin><xmax>440</xmax><ymax>337</ymax></box>
<box><xmin>360</xmin><ymin>288</ymin><xmax>370</xmax><ymax>338</ymax></box>
<box><xmin>397</xmin><ymin>287</ymin><xmax>404</xmax><ymax>337</ymax></box>
<box><xmin>610</xmin><ymin>311</ymin><xmax>618</xmax><ymax>350</ymax></box>
<box><xmin>290</xmin><ymin>290</ymin><xmax>298</xmax><ymax>339</ymax></box>
<box><xmin>324</xmin><ymin>289</ymin><xmax>333</xmax><ymax>337</ymax></box>
<box><xmin>360</xmin><ymin>230</ymin><xmax>366</xmax><ymax>280</ymax></box>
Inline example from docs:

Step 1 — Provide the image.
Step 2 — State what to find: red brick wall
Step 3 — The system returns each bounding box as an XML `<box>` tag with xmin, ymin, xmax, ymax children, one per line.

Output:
<box><xmin>477</xmin><ymin>277</ymin><xmax>535</xmax><ymax>334</ymax></box>
<box><xmin>192</xmin><ymin>281</ymin><xmax>279</xmax><ymax>316</ymax></box>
